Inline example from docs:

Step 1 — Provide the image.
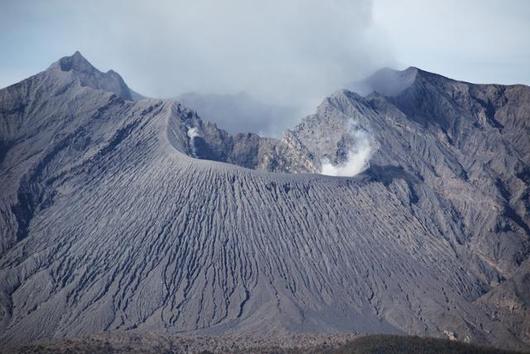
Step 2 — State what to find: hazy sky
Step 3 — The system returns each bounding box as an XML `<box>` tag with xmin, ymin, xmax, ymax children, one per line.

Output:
<box><xmin>375</xmin><ymin>0</ymin><xmax>530</xmax><ymax>86</ymax></box>
<box><xmin>0</xmin><ymin>0</ymin><xmax>529</xmax><ymax>133</ymax></box>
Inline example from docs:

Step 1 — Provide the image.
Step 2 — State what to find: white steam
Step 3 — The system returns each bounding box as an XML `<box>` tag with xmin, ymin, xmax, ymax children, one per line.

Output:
<box><xmin>187</xmin><ymin>127</ymin><xmax>201</xmax><ymax>156</ymax></box>
<box><xmin>320</xmin><ymin>130</ymin><xmax>375</xmax><ymax>177</ymax></box>
<box><xmin>187</xmin><ymin>127</ymin><xmax>200</xmax><ymax>139</ymax></box>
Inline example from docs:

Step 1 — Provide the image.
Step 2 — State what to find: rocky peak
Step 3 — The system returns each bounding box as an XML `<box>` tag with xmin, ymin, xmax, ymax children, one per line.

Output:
<box><xmin>365</xmin><ymin>67</ymin><xmax>419</xmax><ymax>97</ymax></box>
<box><xmin>47</xmin><ymin>51</ymin><xmax>138</xmax><ymax>100</ymax></box>
<box><xmin>54</xmin><ymin>50</ymin><xmax>97</xmax><ymax>74</ymax></box>
<box><xmin>349</xmin><ymin>67</ymin><xmax>419</xmax><ymax>97</ymax></box>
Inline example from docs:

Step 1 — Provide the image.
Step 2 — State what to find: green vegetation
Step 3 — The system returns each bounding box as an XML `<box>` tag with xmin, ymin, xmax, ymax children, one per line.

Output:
<box><xmin>332</xmin><ymin>335</ymin><xmax>524</xmax><ymax>354</ymax></box>
<box><xmin>6</xmin><ymin>334</ymin><xmax>527</xmax><ymax>354</ymax></box>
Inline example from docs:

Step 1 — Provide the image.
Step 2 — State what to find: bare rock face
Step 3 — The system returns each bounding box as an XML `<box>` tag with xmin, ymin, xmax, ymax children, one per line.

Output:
<box><xmin>0</xmin><ymin>53</ymin><xmax>529</xmax><ymax>351</ymax></box>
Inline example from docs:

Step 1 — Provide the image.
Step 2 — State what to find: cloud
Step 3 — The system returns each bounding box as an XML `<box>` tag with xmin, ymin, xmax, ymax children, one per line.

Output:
<box><xmin>2</xmin><ymin>0</ymin><xmax>529</xmax><ymax>136</ymax></box>
<box><xmin>178</xmin><ymin>92</ymin><xmax>296</xmax><ymax>137</ymax></box>
<box><xmin>0</xmin><ymin>0</ymin><xmax>393</xmax><ymax>134</ymax></box>
<box><xmin>320</xmin><ymin>129</ymin><xmax>374</xmax><ymax>177</ymax></box>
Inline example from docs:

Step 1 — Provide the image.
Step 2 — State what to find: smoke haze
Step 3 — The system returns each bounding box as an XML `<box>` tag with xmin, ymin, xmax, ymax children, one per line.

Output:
<box><xmin>1</xmin><ymin>1</ymin><xmax>529</xmax><ymax>135</ymax></box>
<box><xmin>0</xmin><ymin>0</ymin><xmax>392</xmax><ymax>134</ymax></box>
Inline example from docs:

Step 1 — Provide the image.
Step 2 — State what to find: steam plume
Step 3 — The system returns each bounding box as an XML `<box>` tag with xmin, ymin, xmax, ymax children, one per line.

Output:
<box><xmin>320</xmin><ymin>129</ymin><xmax>375</xmax><ymax>177</ymax></box>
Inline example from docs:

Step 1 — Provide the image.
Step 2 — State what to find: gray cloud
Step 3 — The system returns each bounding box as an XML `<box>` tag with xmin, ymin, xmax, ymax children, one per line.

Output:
<box><xmin>1</xmin><ymin>1</ymin><xmax>528</xmax><ymax>135</ymax></box>
<box><xmin>0</xmin><ymin>0</ymin><xmax>393</xmax><ymax>135</ymax></box>
<box><xmin>177</xmin><ymin>92</ymin><xmax>297</xmax><ymax>137</ymax></box>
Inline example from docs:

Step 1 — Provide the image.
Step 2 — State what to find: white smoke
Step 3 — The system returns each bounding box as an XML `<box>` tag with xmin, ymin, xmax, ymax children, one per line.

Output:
<box><xmin>187</xmin><ymin>127</ymin><xmax>200</xmax><ymax>139</ymax></box>
<box><xmin>320</xmin><ymin>130</ymin><xmax>374</xmax><ymax>177</ymax></box>
<box><xmin>187</xmin><ymin>127</ymin><xmax>200</xmax><ymax>156</ymax></box>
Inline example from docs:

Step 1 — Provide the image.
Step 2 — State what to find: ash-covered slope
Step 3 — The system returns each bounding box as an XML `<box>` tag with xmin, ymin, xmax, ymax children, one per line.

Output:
<box><xmin>0</xmin><ymin>53</ymin><xmax>528</xmax><ymax>350</ymax></box>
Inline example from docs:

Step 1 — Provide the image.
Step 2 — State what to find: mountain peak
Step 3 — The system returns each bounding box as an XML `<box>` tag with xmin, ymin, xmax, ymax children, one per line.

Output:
<box><xmin>348</xmin><ymin>67</ymin><xmax>417</xmax><ymax>97</ymax></box>
<box><xmin>363</xmin><ymin>67</ymin><xmax>419</xmax><ymax>97</ymax></box>
<box><xmin>348</xmin><ymin>66</ymin><xmax>459</xmax><ymax>98</ymax></box>
<box><xmin>46</xmin><ymin>51</ymin><xmax>141</xmax><ymax>100</ymax></box>
<box><xmin>55</xmin><ymin>51</ymin><xmax>97</xmax><ymax>74</ymax></box>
